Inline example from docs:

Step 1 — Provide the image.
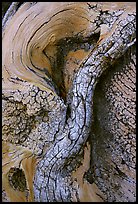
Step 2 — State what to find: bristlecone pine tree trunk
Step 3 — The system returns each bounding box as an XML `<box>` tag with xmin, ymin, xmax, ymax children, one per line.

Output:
<box><xmin>2</xmin><ymin>2</ymin><xmax>136</xmax><ymax>202</ymax></box>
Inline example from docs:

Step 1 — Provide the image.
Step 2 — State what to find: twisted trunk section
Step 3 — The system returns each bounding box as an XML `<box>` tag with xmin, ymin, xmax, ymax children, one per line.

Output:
<box><xmin>2</xmin><ymin>2</ymin><xmax>136</xmax><ymax>202</ymax></box>
<box><xmin>33</xmin><ymin>11</ymin><xmax>136</xmax><ymax>201</ymax></box>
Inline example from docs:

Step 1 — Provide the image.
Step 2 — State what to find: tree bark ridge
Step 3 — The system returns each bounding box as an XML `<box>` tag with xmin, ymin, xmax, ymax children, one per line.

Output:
<box><xmin>33</xmin><ymin>11</ymin><xmax>136</xmax><ymax>201</ymax></box>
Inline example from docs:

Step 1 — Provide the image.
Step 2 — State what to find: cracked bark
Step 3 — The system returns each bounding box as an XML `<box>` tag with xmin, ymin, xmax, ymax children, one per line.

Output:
<box><xmin>2</xmin><ymin>2</ymin><xmax>136</xmax><ymax>202</ymax></box>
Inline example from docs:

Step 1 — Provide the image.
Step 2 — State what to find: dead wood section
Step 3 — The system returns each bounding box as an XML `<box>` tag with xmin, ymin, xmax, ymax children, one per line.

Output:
<box><xmin>2</xmin><ymin>2</ymin><xmax>136</xmax><ymax>202</ymax></box>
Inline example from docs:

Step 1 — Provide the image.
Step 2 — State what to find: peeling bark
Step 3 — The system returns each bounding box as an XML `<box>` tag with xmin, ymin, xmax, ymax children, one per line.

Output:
<box><xmin>2</xmin><ymin>2</ymin><xmax>136</xmax><ymax>202</ymax></box>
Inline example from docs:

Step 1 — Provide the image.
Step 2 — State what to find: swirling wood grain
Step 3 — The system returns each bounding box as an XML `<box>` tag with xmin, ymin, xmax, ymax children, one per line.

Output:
<box><xmin>2</xmin><ymin>2</ymin><xmax>136</xmax><ymax>202</ymax></box>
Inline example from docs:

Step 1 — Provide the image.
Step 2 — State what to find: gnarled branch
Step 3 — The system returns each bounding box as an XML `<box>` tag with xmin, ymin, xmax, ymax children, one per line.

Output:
<box><xmin>2</xmin><ymin>2</ymin><xmax>136</xmax><ymax>202</ymax></box>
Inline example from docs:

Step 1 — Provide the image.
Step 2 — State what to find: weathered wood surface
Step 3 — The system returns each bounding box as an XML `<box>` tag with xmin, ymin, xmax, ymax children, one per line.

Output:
<box><xmin>2</xmin><ymin>2</ymin><xmax>136</xmax><ymax>202</ymax></box>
